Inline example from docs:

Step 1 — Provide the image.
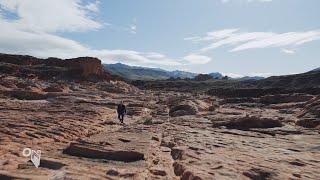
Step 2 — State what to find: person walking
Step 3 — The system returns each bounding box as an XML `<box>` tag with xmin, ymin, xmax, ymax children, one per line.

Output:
<box><xmin>117</xmin><ymin>101</ymin><xmax>127</xmax><ymax>124</ymax></box>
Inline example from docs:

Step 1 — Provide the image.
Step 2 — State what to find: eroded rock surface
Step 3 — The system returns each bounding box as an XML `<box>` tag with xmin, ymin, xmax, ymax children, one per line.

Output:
<box><xmin>296</xmin><ymin>96</ymin><xmax>320</xmax><ymax>129</ymax></box>
<box><xmin>0</xmin><ymin>56</ymin><xmax>319</xmax><ymax>179</ymax></box>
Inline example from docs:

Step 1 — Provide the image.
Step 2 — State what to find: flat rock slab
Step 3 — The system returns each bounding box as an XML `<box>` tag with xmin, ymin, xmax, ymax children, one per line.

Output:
<box><xmin>64</xmin><ymin>142</ymin><xmax>145</xmax><ymax>162</ymax></box>
<box><xmin>64</xmin><ymin>128</ymin><xmax>151</xmax><ymax>163</ymax></box>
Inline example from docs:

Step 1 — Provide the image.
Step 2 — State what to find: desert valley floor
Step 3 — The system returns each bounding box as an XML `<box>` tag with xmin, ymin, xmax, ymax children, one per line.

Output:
<box><xmin>0</xmin><ymin>76</ymin><xmax>320</xmax><ymax>180</ymax></box>
<box><xmin>0</xmin><ymin>54</ymin><xmax>320</xmax><ymax>179</ymax></box>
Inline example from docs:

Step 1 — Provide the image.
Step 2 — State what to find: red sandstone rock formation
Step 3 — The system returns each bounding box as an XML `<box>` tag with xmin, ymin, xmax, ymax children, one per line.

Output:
<box><xmin>0</xmin><ymin>53</ymin><xmax>117</xmax><ymax>81</ymax></box>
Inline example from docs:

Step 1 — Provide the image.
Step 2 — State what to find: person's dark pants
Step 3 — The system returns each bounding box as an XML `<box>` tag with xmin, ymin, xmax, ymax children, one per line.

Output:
<box><xmin>118</xmin><ymin>113</ymin><xmax>124</xmax><ymax>123</ymax></box>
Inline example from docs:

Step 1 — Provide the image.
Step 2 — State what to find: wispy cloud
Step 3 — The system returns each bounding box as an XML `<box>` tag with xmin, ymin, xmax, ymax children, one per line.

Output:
<box><xmin>185</xmin><ymin>29</ymin><xmax>320</xmax><ymax>53</ymax></box>
<box><xmin>129</xmin><ymin>18</ymin><xmax>137</xmax><ymax>34</ymax></box>
<box><xmin>281</xmin><ymin>48</ymin><xmax>296</xmax><ymax>54</ymax></box>
<box><xmin>95</xmin><ymin>50</ymin><xmax>183</xmax><ymax>66</ymax></box>
<box><xmin>105</xmin><ymin>17</ymin><xmax>138</xmax><ymax>35</ymax></box>
<box><xmin>85</xmin><ymin>0</ymin><xmax>100</xmax><ymax>12</ymax></box>
<box><xmin>129</xmin><ymin>25</ymin><xmax>137</xmax><ymax>34</ymax></box>
<box><xmin>183</xmin><ymin>54</ymin><xmax>211</xmax><ymax>64</ymax></box>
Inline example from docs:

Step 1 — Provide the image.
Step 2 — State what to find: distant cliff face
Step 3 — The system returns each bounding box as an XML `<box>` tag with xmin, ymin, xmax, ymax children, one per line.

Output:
<box><xmin>0</xmin><ymin>53</ymin><xmax>116</xmax><ymax>81</ymax></box>
<box><xmin>64</xmin><ymin>57</ymin><xmax>104</xmax><ymax>79</ymax></box>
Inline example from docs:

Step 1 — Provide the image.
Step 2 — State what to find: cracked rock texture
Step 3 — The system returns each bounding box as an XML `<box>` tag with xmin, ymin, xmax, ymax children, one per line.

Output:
<box><xmin>0</xmin><ymin>55</ymin><xmax>320</xmax><ymax>179</ymax></box>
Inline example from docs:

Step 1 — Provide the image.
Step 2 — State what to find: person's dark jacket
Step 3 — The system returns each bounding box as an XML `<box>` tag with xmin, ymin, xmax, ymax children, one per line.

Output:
<box><xmin>117</xmin><ymin>104</ymin><xmax>126</xmax><ymax>114</ymax></box>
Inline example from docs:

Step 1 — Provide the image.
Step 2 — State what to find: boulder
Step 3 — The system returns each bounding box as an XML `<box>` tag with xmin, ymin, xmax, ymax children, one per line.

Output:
<box><xmin>106</xmin><ymin>169</ymin><xmax>119</xmax><ymax>176</ymax></box>
<box><xmin>243</xmin><ymin>167</ymin><xmax>277</xmax><ymax>180</ymax></box>
<box><xmin>169</xmin><ymin>104</ymin><xmax>198</xmax><ymax>117</ymax></box>
<box><xmin>208</xmin><ymin>105</ymin><xmax>217</xmax><ymax>111</ymax></box>
<box><xmin>63</xmin><ymin>142</ymin><xmax>145</xmax><ymax>162</ymax></box>
<box><xmin>166</xmin><ymin>97</ymin><xmax>199</xmax><ymax>117</ymax></box>
<box><xmin>149</xmin><ymin>169</ymin><xmax>167</xmax><ymax>176</ymax></box>
<box><xmin>43</xmin><ymin>84</ymin><xmax>68</xmax><ymax>92</ymax></box>
<box><xmin>173</xmin><ymin>162</ymin><xmax>186</xmax><ymax>176</ymax></box>
<box><xmin>171</xmin><ymin>147</ymin><xmax>185</xmax><ymax>160</ymax></box>
<box><xmin>296</xmin><ymin>118</ymin><xmax>320</xmax><ymax>129</ymax></box>
<box><xmin>37</xmin><ymin>159</ymin><xmax>65</xmax><ymax>170</ymax></box>
<box><xmin>193</xmin><ymin>99</ymin><xmax>211</xmax><ymax>111</ymax></box>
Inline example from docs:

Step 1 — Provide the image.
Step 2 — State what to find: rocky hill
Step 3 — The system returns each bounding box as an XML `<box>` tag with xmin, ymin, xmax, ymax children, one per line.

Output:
<box><xmin>0</xmin><ymin>53</ymin><xmax>119</xmax><ymax>81</ymax></box>
<box><xmin>255</xmin><ymin>70</ymin><xmax>320</xmax><ymax>89</ymax></box>
<box><xmin>133</xmin><ymin>68</ymin><xmax>320</xmax><ymax>97</ymax></box>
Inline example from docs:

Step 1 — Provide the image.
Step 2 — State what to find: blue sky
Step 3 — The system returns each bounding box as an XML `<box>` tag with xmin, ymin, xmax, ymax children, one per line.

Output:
<box><xmin>0</xmin><ymin>0</ymin><xmax>319</xmax><ymax>77</ymax></box>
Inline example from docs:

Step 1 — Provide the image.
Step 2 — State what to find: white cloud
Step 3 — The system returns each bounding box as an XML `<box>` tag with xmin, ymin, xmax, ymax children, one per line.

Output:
<box><xmin>0</xmin><ymin>23</ymin><xmax>183</xmax><ymax>66</ymax></box>
<box><xmin>130</xmin><ymin>25</ymin><xmax>137</xmax><ymax>34</ymax></box>
<box><xmin>144</xmin><ymin>52</ymin><xmax>166</xmax><ymax>59</ymax></box>
<box><xmin>185</xmin><ymin>29</ymin><xmax>320</xmax><ymax>53</ymax></box>
<box><xmin>0</xmin><ymin>0</ymin><xmax>196</xmax><ymax>67</ymax></box>
<box><xmin>281</xmin><ymin>48</ymin><xmax>296</xmax><ymax>54</ymax></box>
<box><xmin>184</xmin><ymin>29</ymin><xmax>239</xmax><ymax>42</ymax></box>
<box><xmin>108</xmin><ymin>18</ymin><xmax>138</xmax><ymax>34</ymax></box>
<box><xmin>85</xmin><ymin>1</ymin><xmax>100</xmax><ymax>12</ymax></box>
<box><xmin>205</xmin><ymin>29</ymin><xmax>239</xmax><ymax>41</ymax></box>
<box><xmin>222</xmin><ymin>72</ymin><xmax>272</xmax><ymax>78</ymax></box>
<box><xmin>129</xmin><ymin>18</ymin><xmax>138</xmax><ymax>34</ymax></box>
<box><xmin>94</xmin><ymin>50</ymin><xmax>182</xmax><ymax>66</ymax></box>
<box><xmin>247</xmin><ymin>72</ymin><xmax>272</xmax><ymax>77</ymax></box>
<box><xmin>0</xmin><ymin>25</ymin><xmax>87</xmax><ymax>57</ymax></box>
<box><xmin>0</xmin><ymin>0</ymin><xmax>102</xmax><ymax>33</ymax></box>
<box><xmin>183</xmin><ymin>36</ymin><xmax>201</xmax><ymax>41</ymax></box>
<box><xmin>222</xmin><ymin>72</ymin><xmax>243</xmax><ymax>78</ymax></box>
<box><xmin>183</xmin><ymin>54</ymin><xmax>211</xmax><ymax>64</ymax></box>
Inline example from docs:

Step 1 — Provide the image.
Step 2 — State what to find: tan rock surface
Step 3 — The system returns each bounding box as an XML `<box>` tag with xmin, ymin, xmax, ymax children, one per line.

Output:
<box><xmin>0</xmin><ymin>76</ymin><xmax>320</xmax><ymax>179</ymax></box>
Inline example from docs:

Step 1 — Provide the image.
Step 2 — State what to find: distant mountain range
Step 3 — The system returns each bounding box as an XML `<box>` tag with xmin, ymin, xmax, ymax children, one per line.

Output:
<box><xmin>310</xmin><ymin>67</ymin><xmax>320</xmax><ymax>72</ymax></box>
<box><xmin>103</xmin><ymin>63</ymin><xmax>197</xmax><ymax>80</ymax></box>
<box><xmin>103</xmin><ymin>63</ymin><xmax>264</xmax><ymax>81</ymax></box>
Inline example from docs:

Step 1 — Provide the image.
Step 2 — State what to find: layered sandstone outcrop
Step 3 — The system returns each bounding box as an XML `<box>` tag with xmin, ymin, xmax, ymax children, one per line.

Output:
<box><xmin>0</xmin><ymin>53</ymin><xmax>117</xmax><ymax>81</ymax></box>
<box><xmin>297</xmin><ymin>96</ymin><xmax>320</xmax><ymax>128</ymax></box>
